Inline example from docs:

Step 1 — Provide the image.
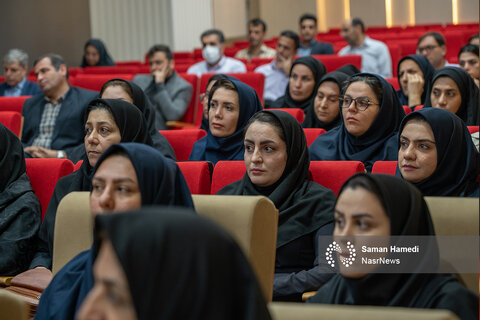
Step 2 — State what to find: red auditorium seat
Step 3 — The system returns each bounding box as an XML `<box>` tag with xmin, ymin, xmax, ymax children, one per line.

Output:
<box><xmin>166</xmin><ymin>74</ymin><xmax>199</xmax><ymax>128</ymax></box>
<box><xmin>414</xmin><ymin>105</ymin><xmax>424</xmax><ymax>111</ymax></box>
<box><xmin>177</xmin><ymin>161</ymin><xmax>212</xmax><ymax>194</ymax></box>
<box><xmin>159</xmin><ymin>129</ymin><xmax>206</xmax><ymax>161</ymax></box>
<box><xmin>0</xmin><ymin>76</ymin><xmax>4</xmax><ymax>82</ymax></box>
<box><xmin>173</xmin><ymin>52</ymin><xmax>194</xmax><ymax>60</ymax></box>
<box><xmin>0</xmin><ymin>111</ymin><xmax>22</xmax><ymax>137</ymax></box>
<box><xmin>268</xmin><ymin>108</ymin><xmax>305</xmax><ymax>124</ymax></box>
<box><xmin>402</xmin><ymin>106</ymin><xmax>412</xmax><ymax>115</ymax></box>
<box><xmin>210</xmin><ymin>161</ymin><xmax>245</xmax><ymax>194</ymax></box>
<box><xmin>249</xmin><ymin>57</ymin><xmax>275</xmax><ymax>70</ymax></box>
<box><xmin>467</xmin><ymin>126</ymin><xmax>479</xmax><ymax>134</ymax></box>
<box><xmin>25</xmin><ymin>158</ymin><xmax>74</xmax><ymax>219</ymax></box>
<box><xmin>224</xmin><ymin>47</ymin><xmax>241</xmax><ymax>57</ymax></box>
<box><xmin>386</xmin><ymin>78</ymin><xmax>400</xmax><ymax>90</ymax></box>
<box><xmin>371</xmin><ymin>161</ymin><xmax>397</xmax><ymax>175</ymax></box>
<box><xmin>311</xmin><ymin>55</ymin><xmax>362</xmax><ymax>72</ymax></box>
<box><xmin>173</xmin><ymin>64</ymin><xmax>194</xmax><ymax>73</ymax></box>
<box><xmin>387</xmin><ymin>44</ymin><xmax>401</xmax><ymax>77</ymax></box>
<box><xmin>73</xmin><ymin>160</ymin><xmax>83</xmax><ymax>171</ymax></box>
<box><xmin>115</xmin><ymin>61</ymin><xmax>143</xmax><ymax>67</ymax></box>
<box><xmin>70</xmin><ymin>74</ymin><xmax>135</xmax><ymax>91</ymax></box>
<box><xmin>0</xmin><ymin>96</ymin><xmax>31</xmax><ymax>113</ymax></box>
<box><xmin>83</xmin><ymin>66</ymin><xmax>139</xmax><ymax>74</ymax></box>
<box><xmin>303</xmin><ymin>128</ymin><xmax>326</xmax><ymax>146</ymax></box>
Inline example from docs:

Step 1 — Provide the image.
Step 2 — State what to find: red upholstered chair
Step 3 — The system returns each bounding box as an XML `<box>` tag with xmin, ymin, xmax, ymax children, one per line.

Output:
<box><xmin>303</xmin><ymin>128</ymin><xmax>326</xmax><ymax>146</ymax></box>
<box><xmin>309</xmin><ymin>161</ymin><xmax>365</xmax><ymax>195</ymax></box>
<box><xmin>402</xmin><ymin>106</ymin><xmax>412</xmax><ymax>115</ymax></box>
<box><xmin>414</xmin><ymin>105</ymin><xmax>424</xmax><ymax>112</ymax></box>
<box><xmin>159</xmin><ymin>129</ymin><xmax>206</xmax><ymax>161</ymax></box>
<box><xmin>311</xmin><ymin>55</ymin><xmax>362</xmax><ymax>72</ymax></box>
<box><xmin>173</xmin><ymin>51</ymin><xmax>194</xmax><ymax>60</ymax></box>
<box><xmin>115</xmin><ymin>61</ymin><xmax>143</xmax><ymax>67</ymax></box>
<box><xmin>83</xmin><ymin>66</ymin><xmax>139</xmax><ymax>74</ymax></box>
<box><xmin>0</xmin><ymin>96</ymin><xmax>32</xmax><ymax>113</ymax></box>
<box><xmin>0</xmin><ymin>111</ymin><xmax>22</xmax><ymax>137</ymax></box>
<box><xmin>25</xmin><ymin>158</ymin><xmax>75</xmax><ymax>219</ymax></box>
<box><xmin>467</xmin><ymin>126</ymin><xmax>479</xmax><ymax>134</ymax></box>
<box><xmin>70</xmin><ymin>74</ymin><xmax>135</xmax><ymax>91</ymax></box>
<box><xmin>387</xmin><ymin>44</ymin><xmax>401</xmax><ymax>77</ymax></box>
<box><xmin>74</xmin><ymin>160</ymin><xmax>83</xmax><ymax>171</ymax></box>
<box><xmin>211</xmin><ymin>161</ymin><xmax>246</xmax><ymax>194</ymax></box>
<box><xmin>371</xmin><ymin>161</ymin><xmax>398</xmax><ymax>175</ymax></box>
<box><xmin>176</xmin><ymin>161</ymin><xmax>212</xmax><ymax>194</ymax></box>
<box><xmin>386</xmin><ymin>78</ymin><xmax>400</xmax><ymax>91</ymax></box>
<box><xmin>0</xmin><ymin>76</ymin><xmax>4</xmax><ymax>82</ymax></box>
<box><xmin>249</xmin><ymin>57</ymin><xmax>275</xmax><ymax>70</ymax></box>
<box><xmin>165</xmin><ymin>73</ymin><xmax>199</xmax><ymax>129</ymax></box>
<box><xmin>268</xmin><ymin>108</ymin><xmax>305</xmax><ymax>124</ymax></box>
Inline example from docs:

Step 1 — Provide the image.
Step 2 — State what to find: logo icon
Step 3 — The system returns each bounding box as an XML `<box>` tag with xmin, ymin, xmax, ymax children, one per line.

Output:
<box><xmin>325</xmin><ymin>241</ymin><xmax>356</xmax><ymax>268</ymax></box>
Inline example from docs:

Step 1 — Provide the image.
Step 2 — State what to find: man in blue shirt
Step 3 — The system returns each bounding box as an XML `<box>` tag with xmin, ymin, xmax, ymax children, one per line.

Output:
<box><xmin>1</xmin><ymin>49</ymin><xmax>41</xmax><ymax>96</ymax></box>
<box><xmin>298</xmin><ymin>13</ymin><xmax>334</xmax><ymax>56</ymax></box>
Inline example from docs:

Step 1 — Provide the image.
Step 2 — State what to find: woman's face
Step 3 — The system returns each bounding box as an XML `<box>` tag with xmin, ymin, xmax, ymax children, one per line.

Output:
<box><xmin>76</xmin><ymin>240</ymin><xmax>137</xmax><ymax>320</ymax></box>
<box><xmin>334</xmin><ymin>186</ymin><xmax>390</xmax><ymax>278</ymax></box>
<box><xmin>101</xmin><ymin>86</ymin><xmax>134</xmax><ymax>103</ymax></box>
<box><xmin>244</xmin><ymin>121</ymin><xmax>287</xmax><ymax>187</ymax></box>
<box><xmin>85</xmin><ymin>45</ymin><xmax>100</xmax><ymax>66</ymax></box>
<box><xmin>342</xmin><ymin>81</ymin><xmax>380</xmax><ymax>137</ymax></box>
<box><xmin>85</xmin><ymin>109</ymin><xmax>122</xmax><ymax>167</ymax></box>
<box><xmin>90</xmin><ymin>154</ymin><xmax>142</xmax><ymax>216</ymax></box>
<box><xmin>459</xmin><ymin>52</ymin><xmax>479</xmax><ymax>80</ymax></box>
<box><xmin>398</xmin><ymin>59</ymin><xmax>424</xmax><ymax>96</ymax></box>
<box><xmin>398</xmin><ymin>120</ymin><xmax>437</xmax><ymax>183</ymax></box>
<box><xmin>314</xmin><ymin>81</ymin><xmax>341</xmax><ymax>123</ymax></box>
<box><xmin>430</xmin><ymin>76</ymin><xmax>462</xmax><ymax>114</ymax></box>
<box><xmin>289</xmin><ymin>64</ymin><xmax>316</xmax><ymax>102</ymax></box>
<box><xmin>209</xmin><ymin>88</ymin><xmax>240</xmax><ymax>137</ymax></box>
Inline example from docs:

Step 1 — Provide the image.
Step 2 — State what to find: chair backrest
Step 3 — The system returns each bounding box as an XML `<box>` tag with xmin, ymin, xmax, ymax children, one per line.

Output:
<box><xmin>0</xmin><ymin>290</ymin><xmax>29</xmax><ymax>320</ymax></box>
<box><xmin>467</xmin><ymin>126</ymin><xmax>479</xmax><ymax>134</ymax></box>
<box><xmin>159</xmin><ymin>129</ymin><xmax>206</xmax><ymax>161</ymax></box>
<box><xmin>25</xmin><ymin>158</ymin><xmax>74</xmax><ymax>219</ymax></box>
<box><xmin>311</xmin><ymin>54</ymin><xmax>362</xmax><ymax>72</ymax></box>
<box><xmin>0</xmin><ymin>111</ymin><xmax>22</xmax><ymax>137</ymax></box>
<box><xmin>74</xmin><ymin>160</ymin><xmax>83</xmax><ymax>171</ymax></box>
<box><xmin>303</xmin><ymin>128</ymin><xmax>326</xmax><ymax>146</ymax></box>
<box><xmin>371</xmin><ymin>161</ymin><xmax>397</xmax><ymax>175</ymax></box>
<box><xmin>0</xmin><ymin>96</ymin><xmax>31</xmax><ymax>113</ymax></box>
<box><xmin>402</xmin><ymin>105</ymin><xmax>412</xmax><ymax>114</ymax></box>
<box><xmin>268</xmin><ymin>108</ymin><xmax>305</xmax><ymax>124</ymax></box>
<box><xmin>176</xmin><ymin>161</ymin><xmax>212</xmax><ymax>194</ymax></box>
<box><xmin>211</xmin><ymin>161</ymin><xmax>246</xmax><ymax>194</ymax></box>
<box><xmin>386</xmin><ymin>78</ymin><xmax>400</xmax><ymax>90</ymax></box>
<box><xmin>177</xmin><ymin>73</ymin><xmax>199</xmax><ymax>124</ymax></box>
<box><xmin>70</xmin><ymin>74</ymin><xmax>135</xmax><ymax>91</ymax></box>
<box><xmin>83</xmin><ymin>66</ymin><xmax>139</xmax><ymax>74</ymax></box>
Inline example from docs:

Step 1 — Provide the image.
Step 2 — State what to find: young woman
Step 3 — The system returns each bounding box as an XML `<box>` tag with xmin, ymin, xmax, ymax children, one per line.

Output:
<box><xmin>35</xmin><ymin>143</ymin><xmax>194</xmax><ymax>320</ymax></box>
<box><xmin>396</xmin><ymin>55</ymin><xmax>434</xmax><ymax>108</ymax></box>
<box><xmin>81</xmin><ymin>39</ymin><xmax>115</xmax><ymax>67</ymax></box>
<box><xmin>397</xmin><ymin>108</ymin><xmax>479</xmax><ymax>197</ymax></box>
<box><xmin>218</xmin><ymin>110</ymin><xmax>336</xmax><ymax>301</ymax></box>
<box><xmin>309</xmin><ymin>73</ymin><xmax>405</xmax><ymax>171</ymax></box>
<box><xmin>189</xmin><ymin>78</ymin><xmax>262</xmax><ymax>164</ymax></box>
<box><xmin>458</xmin><ymin>44</ymin><xmax>479</xmax><ymax>87</ymax></box>
<box><xmin>302</xmin><ymin>71</ymin><xmax>349</xmax><ymax>130</ymax></box>
<box><xmin>308</xmin><ymin>173</ymin><xmax>478</xmax><ymax>320</ymax></box>
<box><xmin>200</xmin><ymin>74</ymin><xmax>229</xmax><ymax>130</ymax></box>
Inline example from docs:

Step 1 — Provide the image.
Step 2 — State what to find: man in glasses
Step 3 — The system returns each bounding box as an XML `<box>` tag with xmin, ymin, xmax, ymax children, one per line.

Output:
<box><xmin>417</xmin><ymin>32</ymin><xmax>458</xmax><ymax>70</ymax></box>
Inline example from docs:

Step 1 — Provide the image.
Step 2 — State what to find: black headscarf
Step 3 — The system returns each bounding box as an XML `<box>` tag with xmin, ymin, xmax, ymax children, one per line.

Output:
<box><xmin>271</xmin><ymin>56</ymin><xmax>327</xmax><ymax>110</ymax></box>
<box><xmin>218</xmin><ymin>110</ymin><xmax>335</xmax><ymax>248</ymax></box>
<box><xmin>308</xmin><ymin>174</ymin><xmax>478</xmax><ymax>320</ymax></box>
<box><xmin>189</xmin><ymin>78</ymin><xmax>263</xmax><ymax>164</ymax></box>
<box><xmin>424</xmin><ymin>66</ymin><xmax>480</xmax><ymax>125</ymax></box>
<box><xmin>302</xmin><ymin>71</ymin><xmax>349</xmax><ymax>130</ymax></box>
<box><xmin>0</xmin><ymin>124</ymin><xmax>25</xmax><ymax>192</ymax></box>
<box><xmin>93</xmin><ymin>143</ymin><xmax>193</xmax><ymax>208</ymax></box>
<box><xmin>93</xmin><ymin>208</ymin><xmax>272</xmax><ymax>320</ymax></box>
<box><xmin>396</xmin><ymin>55</ymin><xmax>435</xmax><ymax>107</ymax></box>
<box><xmin>336</xmin><ymin>64</ymin><xmax>360</xmax><ymax>76</ymax></box>
<box><xmin>309</xmin><ymin>73</ymin><xmax>406</xmax><ymax>171</ymax></box>
<box><xmin>81</xmin><ymin>38</ymin><xmax>115</xmax><ymax>67</ymax></box>
<box><xmin>396</xmin><ymin>108</ymin><xmax>479</xmax><ymax>196</ymax></box>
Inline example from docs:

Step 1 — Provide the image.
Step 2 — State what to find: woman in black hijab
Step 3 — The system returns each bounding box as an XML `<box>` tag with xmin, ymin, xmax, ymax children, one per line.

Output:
<box><xmin>396</xmin><ymin>108</ymin><xmax>479</xmax><ymax>197</ymax></box>
<box><xmin>309</xmin><ymin>73</ymin><xmax>406</xmax><ymax>172</ymax></box>
<box><xmin>77</xmin><ymin>208</ymin><xmax>271</xmax><ymax>320</ymax></box>
<box><xmin>302</xmin><ymin>71</ymin><xmax>349</xmax><ymax>130</ymax></box>
<box><xmin>396</xmin><ymin>55</ymin><xmax>434</xmax><ymax>109</ymax></box>
<box><xmin>81</xmin><ymin>39</ymin><xmax>115</xmax><ymax>67</ymax></box>
<box><xmin>0</xmin><ymin>123</ymin><xmax>41</xmax><ymax>275</ymax></box>
<box><xmin>218</xmin><ymin>110</ymin><xmax>336</xmax><ymax>301</ymax></box>
<box><xmin>270</xmin><ymin>56</ymin><xmax>327</xmax><ymax>110</ymax></box>
<box><xmin>29</xmin><ymin>99</ymin><xmax>153</xmax><ymax>271</ymax></box>
<box><xmin>308</xmin><ymin>173</ymin><xmax>478</xmax><ymax>320</ymax></box>
<box><xmin>424</xmin><ymin>66</ymin><xmax>480</xmax><ymax>126</ymax></box>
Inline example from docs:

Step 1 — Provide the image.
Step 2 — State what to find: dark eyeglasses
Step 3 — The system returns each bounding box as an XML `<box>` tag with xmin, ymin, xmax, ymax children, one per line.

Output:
<box><xmin>340</xmin><ymin>96</ymin><xmax>379</xmax><ymax>111</ymax></box>
<box><xmin>417</xmin><ymin>45</ymin><xmax>439</xmax><ymax>54</ymax></box>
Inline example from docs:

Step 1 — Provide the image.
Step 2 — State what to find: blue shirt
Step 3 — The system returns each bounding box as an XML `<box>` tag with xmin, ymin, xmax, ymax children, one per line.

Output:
<box><xmin>3</xmin><ymin>77</ymin><xmax>27</xmax><ymax>97</ymax></box>
<box><xmin>255</xmin><ymin>60</ymin><xmax>289</xmax><ymax>102</ymax></box>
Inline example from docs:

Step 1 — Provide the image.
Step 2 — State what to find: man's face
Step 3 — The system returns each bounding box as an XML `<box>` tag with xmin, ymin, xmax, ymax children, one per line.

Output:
<box><xmin>417</xmin><ymin>36</ymin><xmax>446</xmax><ymax>69</ymax></box>
<box><xmin>149</xmin><ymin>51</ymin><xmax>173</xmax><ymax>76</ymax></box>
<box><xmin>276</xmin><ymin>36</ymin><xmax>296</xmax><ymax>60</ymax></box>
<box><xmin>202</xmin><ymin>34</ymin><xmax>223</xmax><ymax>55</ymax></box>
<box><xmin>34</xmin><ymin>57</ymin><xmax>67</xmax><ymax>96</ymax></box>
<box><xmin>300</xmin><ymin>19</ymin><xmax>317</xmax><ymax>42</ymax></box>
<box><xmin>340</xmin><ymin>20</ymin><xmax>357</xmax><ymax>46</ymax></box>
<box><xmin>248</xmin><ymin>24</ymin><xmax>265</xmax><ymax>47</ymax></box>
<box><xmin>3</xmin><ymin>61</ymin><xmax>27</xmax><ymax>87</ymax></box>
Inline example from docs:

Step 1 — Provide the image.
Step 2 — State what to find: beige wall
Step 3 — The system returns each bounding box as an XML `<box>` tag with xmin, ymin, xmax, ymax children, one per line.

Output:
<box><xmin>458</xmin><ymin>0</ymin><xmax>479</xmax><ymax>23</ymax></box>
<box><xmin>213</xmin><ymin>0</ymin><xmax>248</xmax><ymax>39</ymax></box>
<box><xmin>415</xmin><ymin>0</ymin><xmax>452</xmax><ymax>24</ymax></box>
<box><xmin>350</xmin><ymin>0</ymin><xmax>386</xmax><ymax>27</ymax></box>
<box><xmin>391</xmin><ymin>0</ymin><xmax>411</xmax><ymax>26</ymax></box>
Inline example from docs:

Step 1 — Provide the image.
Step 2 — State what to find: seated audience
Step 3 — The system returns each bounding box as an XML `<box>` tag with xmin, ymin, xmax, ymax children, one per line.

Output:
<box><xmin>80</xmin><ymin>39</ymin><xmax>115</xmax><ymax>67</ymax></box>
<box><xmin>458</xmin><ymin>44</ymin><xmax>479</xmax><ymax>87</ymax></box>
<box><xmin>0</xmin><ymin>123</ymin><xmax>41</xmax><ymax>275</ymax></box>
<box><xmin>133</xmin><ymin>44</ymin><xmax>193</xmax><ymax>130</ymax></box>
<box><xmin>302</xmin><ymin>71</ymin><xmax>349</xmax><ymax>130</ymax></box>
<box><xmin>1</xmin><ymin>49</ymin><xmax>41</xmax><ymax>96</ymax></box>
<box><xmin>235</xmin><ymin>18</ymin><xmax>276</xmax><ymax>61</ymax></box>
<box><xmin>187</xmin><ymin>29</ymin><xmax>246</xmax><ymax>76</ymax></box>
<box><xmin>397</xmin><ymin>108</ymin><xmax>479</xmax><ymax>197</ymax></box>
<box><xmin>339</xmin><ymin>18</ymin><xmax>392</xmax><ymax>78</ymax></box>
<box><xmin>270</xmin><ymin>56</ymin><xmax>326</xmax><ymax>110</ymax></box>
<box><xmin>35</xmin><ymin>142</ymin><xmax>194</xmax><ymax>320</ymax></box>
<box><xmin>189</xmin><ymin>78</ymin><xmax>262</xmax><ymax>164</ymax></box>
<box><xmin>22</xmin><ymin>53</ymin><xmax>98</xmax><ymax>159</ymax></box>
<box><xmin>255</xmin><ymin>30</ymin><xmax>299</xmax><ymax>105</ymax></box>
<box><xmin>417</xmin><ymin>32</ymin><xmax>457</xmax><ymax>70</ymax></box>
<box><xmin>309</xmin><ymin>73</ymin><xmax>405</xmax><ymax>171</ymax></box>
<box><xmin>424</xmin><ymin>66</ymin><xmax>479</xmax><ymax>125</ymax></box>
<box><xmin>308</xmin><ymin>173</ymin><xmax>479</xmax><ymax>320</ymax></box>
<box><xmin>199</xmin><ymin>74</ymin><xmax>229</xmax><ymax>130</ymax></box>
<box><xmin>396</xmin><ymin>55</ymin><xmax>434</xmax><ymax>108</ymax></box>
<box><xmin>218</xmin><ymin>110</ymin><xmax>336</xmax><ymax>301</ymax></box>
<box><xmin>297</xmin><ymin>13</ymin><xmax>334</xmax><ymax>56</ymax></box>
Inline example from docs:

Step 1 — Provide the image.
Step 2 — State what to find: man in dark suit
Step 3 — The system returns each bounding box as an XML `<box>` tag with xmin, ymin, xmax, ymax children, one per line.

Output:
<box><xmin>297</xmin><ymin>13</ymin><xmax>334</xmax><ymax>56</ymax></box>
<box><xmin>22</xmin><ymin>53</ymin><xmax>97</xmax><ymax>159</ymax></box>
<box><xmin>0</xmin><ymin>49</ymin><xmax>41</xmax><ymax>96</ymax></box>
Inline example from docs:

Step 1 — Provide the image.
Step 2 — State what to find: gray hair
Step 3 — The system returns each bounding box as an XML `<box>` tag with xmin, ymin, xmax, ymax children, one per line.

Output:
<box><xmin>3</xmin><ymin>49</ymin><xmax>29</xmax><ymax>68</ymax></box>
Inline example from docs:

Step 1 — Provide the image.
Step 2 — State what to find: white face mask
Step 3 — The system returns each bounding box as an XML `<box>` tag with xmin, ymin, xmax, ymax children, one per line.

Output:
<box><xmin>202</xmin><ymin>45</ymin><xmax>221</xmax><ymax>65</ymax></box>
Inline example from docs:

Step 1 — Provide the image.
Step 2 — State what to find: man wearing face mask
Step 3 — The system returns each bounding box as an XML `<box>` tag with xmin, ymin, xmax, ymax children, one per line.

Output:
<box><xmin>187</xmin><ymin>29</ymin><xmax>246</xmax><ymax>76</ymax></box>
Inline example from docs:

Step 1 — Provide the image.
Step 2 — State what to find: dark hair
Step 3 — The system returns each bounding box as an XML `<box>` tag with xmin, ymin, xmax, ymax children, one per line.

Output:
<box><xmin>206</xmin><ymin>74</ymin><xmax>228</xmax><ymax>89</ymax></box>
<box><xmin>200</xmin><ymin>29</ymin><xmax>225</xmax><ymax>44</ymax></box>
<box><xmin>279</xmin><ymin>30</ymin><xmax>300</xmax><ymax>49</ymax></box>
<box><xmin>244</xmin><ymin>111</ymin><xmax>285</xmax><ymax>143</ymax></box>
<box><xmin>33</xmin><ymin>53</ymin><xmax>69</xmax><ymax>79</ymax></box>
<box><xmin>468</xmin><ymin>33</ymin><xmax>479</xmax><ymax>44</ymax></box>
<box><xmin>208</xmin><ymin>79</ymin><xmax>238</xmax><ymax>102</ymax></box>
<box><xmin>343</xmin><ymin>75</ymin><xmax>383</xmax><ymax>105</ymax></box>
<box><xmin>417</xmin><ymin>32</ymin><xmax>446</xmax><ymax>47</ymax></box>
<box><xmin>339</xmin><ymin>174</ymin><xmax>386</xmax><ymax>212</ymax></box>
<box><xmin>249</xmin><ymin>18</ymin><xmax>266</xmax><ymax>32</ymax></box>
<box><xmin>299</xmin><ymin>13</ymin><xmax>317</xmax><ymax>25</ymax></box>
<box><xmin>147</xmin><ymin>44</ymin><xmax>173</xmax><ymax>60</ymax></box>
<box><xmin>351</xmin><ymin>18</ymin><xmax>365</xmax><ymax>33</ymax></box>
<box><xmin>100</xmin><ymin>79</ymin><xmax>134</xmax><ymax>100</ymax></box>
<box><xmin>458</xmin><ymin>44</ymin><xmax>479</xmax><ymax>58</ymax></box>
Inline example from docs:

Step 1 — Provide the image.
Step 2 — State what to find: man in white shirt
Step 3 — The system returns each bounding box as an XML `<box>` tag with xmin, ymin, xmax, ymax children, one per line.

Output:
<box><xmin>235</xmin><ymin>18</ymin><xmax>276</xmax><ymax>62</ymax></box>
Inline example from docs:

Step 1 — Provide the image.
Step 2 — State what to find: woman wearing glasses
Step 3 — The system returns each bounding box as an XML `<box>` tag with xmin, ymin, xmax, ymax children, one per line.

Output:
<box><xmin>309</xmin><ymin>73</ymin><xmax>405</xmax><ymax>171</ymax></box>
